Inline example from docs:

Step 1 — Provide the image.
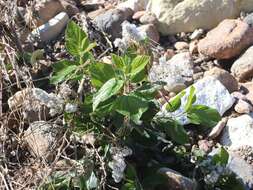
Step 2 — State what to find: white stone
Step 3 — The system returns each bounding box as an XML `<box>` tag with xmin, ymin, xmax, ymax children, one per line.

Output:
<box><xmin>117</xmin><ymin>0</ymin><xmax>149</xmax><ymax>12</ymax></box>
<box><xmin>221</xmin><ymin>114</ymin><xmax>253</xmax><ymax>150</ymax></box>
<box><xmin>148</xmin><ymin>52</ymin><xmax>193</xmax><ymax>93</ymax></box>
<box><xmin>160</xmin><ymin>76</ymin><xmax>235</xmax><ymax>125</ymax></box>
<box><xmin>29</xmin><ymin>12</ymin><xmax>69</xmax><ymax>42</ymax></box>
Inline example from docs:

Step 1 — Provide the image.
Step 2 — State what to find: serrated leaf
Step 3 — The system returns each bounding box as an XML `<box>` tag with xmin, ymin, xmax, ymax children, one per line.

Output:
<box><xmin>212</xmin><ymin>147</ymin><xmax>229</xmax><ymax>166</ymax></box>
<box><xmin>166</xmin><ymin>91</ymin><xmax>186</xmax><ymax>112</ymax></box>
<box><xmin>113</xmin><ymin>95</ymin><xmax>149</xmax><ymax>124</ymax></box>
<box><xmin>184</xmin><ymin>86</ymin><xmax>196</xmax><ymax>112</ymax></box>
<box><xmin>93</xmin><ymin>78</ymin><xmax>124</xmax><ymax>111</ymax></box>
<box><xmin>158</xmin><ymin>119</ymin><xmax>189</xmax><ymax>144</ymax></box>
<box><xmin>187</xmin><ymin>105</ymin><xmax>221</xmax><ymax>128</ymax></box>
<box><xmin>50</xmin><ymin>60</ymin><xmax>77</xmax><ymax>84</ymax></box>
<box><xmin>89</xmin><ymin>62</ymin><xmax>115</xmax><ymax>88</ymax></box>
<box><xmin>111</xmin><ymin>53</ymin><xmax>125</xmax><ymax>70</ymax></box>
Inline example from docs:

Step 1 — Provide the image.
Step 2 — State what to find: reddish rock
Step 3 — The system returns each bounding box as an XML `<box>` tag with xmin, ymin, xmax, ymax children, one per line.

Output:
<box><xmin>132</xmin><ymin>10</ymin><xmax>146</xmax><ymax>20</ymax></box>
<box><xmin>198</xmin><ymin>19</ymin><xmax>253</xmax><ymax>60</ymax></box>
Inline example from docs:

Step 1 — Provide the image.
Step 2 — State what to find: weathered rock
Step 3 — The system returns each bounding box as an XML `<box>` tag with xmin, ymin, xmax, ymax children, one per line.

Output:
<box><xmin>234</xmin><ymin>99</ymin><xmax>253</xmax><ymax>114</ymax></box>
<box><xmin>148</xmin><ymin>0</ymin><xmax>253</xmax><ymax>35</ymax></box>
<box><xmin>31</xmin><ymin>0</ymin><xmax>77</xmax><ymax>26</ymax></box>
<box><xmin>24</xmin><ymin>121</ymin><xmax>63</xmax><ymax>160</ymax></box>
<box><xmin>208</xmin><ymin>117</ymin><xmax>228</xmax><ymax>139</ymax></box>
<box><xmin>149</xmin><ymin>52</ymin><xmax>194</xmax><ymax>93</ymax></box>
<box><xmin>139</xmin><ymin>11</ymin><xmax>158</xmax><ymax>25</ymax></box>
<box><xmin>204</xmin><ymin>67</ymin><xmax>238</xmax><ymax>93</ymax></box>
<box><xmin>244</xmin><ymin>12</ymin><xmax>253</xmax><ymax>26</ymax></box>
<box><xmin>160</xmin><ymin>76</ymin><xmax>235</xmax><ymax>125</ymax></box>
<box><xmin>232</xmin><ymin>91</ymin><xmax>247</xmax><ymax>101</ymax></box>
<box><xmin>94</xmin><ymin>8</ymin><xmax>134</xmax><ymax>40</ymax></box>
<box><xmin>138</xmin><ymin>24</ymin><xmax>160</xmax><ymax>43</ymax></box>
<box><xmin>221</xmin><ymin>114</ymin><xmax>253</xmax><ymax>149</ymax></box>
<box><xmin>158</xmin><ymin>168</ymin><xmax>195</xmax><ymax>190</ymax></box>
<box><xmin>117</xmin><ymin>0</ymin><xmax>149</xmax><ymax>12</ymax></box>
<box><xmin>29</xmin><ymin>12</ymin><xmax>69</xmax><ymax>43</ymax></box>
<box><xmin>198</xmin><ymin>19</ymin><xmax>253</xmax><ymax>59</ymax></box>
<box><xmin>174</xmin><ymin>41</ymin><xmax>189</xmax><ymax>51</ymax></box>
<box><xmin>189</xmin><ymin>40</ymin><xmax>198</xmax><ymax>54</ymax></box>
<box><xmin>190</xmin><ymin>29</ymin><xmax>204</xmax><ymax>40</ymax></box>
<box><xmin>231</xmin><ymin>46</ymin><xmax>253</xmax><ymax>81</ymax></box>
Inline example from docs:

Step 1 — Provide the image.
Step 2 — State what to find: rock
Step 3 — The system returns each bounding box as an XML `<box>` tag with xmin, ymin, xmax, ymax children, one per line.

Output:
<box><xmin>221</xmin><ymin>114</ymin><xmax>253</xmax><ymax>150</ymax></box>
<box><xmin>204</xmin><ymin>67</ymin><xmax>238</xmax><ymax>93</ymax></box>
<box><xmin>94</xmin><ymin>8</ymin><xmax>134</xmax><ymax>40</ymax></box>
<box><xmin>244</xmin><ymin>12</ymin><xmax>253</xmax><ymax>26</ymax></box>
<box><xmin>234</xmin><ymin>99</ymin><xmax>253</xmax><ymax>114</ymax></box>
<box><xmin>29</xmin><ymin>12</ymin><xmax>69</xmax><ymax>43</ymax></box>
<box><xmin>164</xmin><ymin>49</ymin><xmax>175</xmax><ymax>60</ymax></box>
<box><xmin>208</xmin><ymin>117</ymin><xmax>228</xmax><ymax>139</ymax></box>
<box><xmin>158</xmin><ymin>168</ymin><xmax>195</xmax><ymax>190</ymax></box>
<box><xmin>231</xmin><ymin>46</ymin><xmax>253</xmax><ymax>81</ymax></box>
<box><xmin>24</xmin><ymin>121</ymin><xmax>64</xmax><ymax>160</ymax></box>
<box><xmin>198</xmin><ymin>19</ymin><xmax>253</xmax><ymax>59</ymax></box>
<box><xmin>138</xmin><ymin>24</ymin><xmax>160</xmax><ymax>43</ymax></box>
<box><xmin>190</xmin><ymin>29</ymin><xmax>204</xmax><ymax>40</ymax></box>
<box><xmin>189</xmin><ymin>40</ymin><xmax>198</xmax><ymax>54</ymax></box>
<box><xmin>198</xmin><ymin>140</ymin><xmax>213</xmax><ymax>152</ymax></box>
<box><xmin>31</xmin><ymin>0</ymin><xmax>77</xmax><ymax>26</ymax></box>
<box><xmin>174</xmin><ymin>41</ymin><xmax>189</xmax><ymax>51</ymax></box>
<box><xmin>149</xmin><ymin>52</ymin><xmax>194</xmax><ymax>93</ymax></box>
<box><xmin>232</xmin><ymin>91</ymin><xmax>247</xmax><ymax>101</ymax></box>
<box><xmin>227</xmin><ymin>153</ymin><xmax>253</xmax><ymax>189</ymax></box>
<box><xmin>117</xmin><ymin>0</ymin><xmax>149</xmax><ymax>12</ymax></box>
<box><xmin>160</xmin><ymin>76</ymin><xmax>235</xmax><ymax>125</ymax></box>
<box><xmin>132</xmin><ymin>11</ymin><xmax>146</xmax><ymax>20</ymax></box>
<box><xmin>139</xmin><ymin>11</ymin><xmax>158</xmax><ymax>25</ymax></box>
<box><xmin>241</xmin><ymin>82</ymin><xmax>253</xmax><ymax>94</ymax></box>
<box><xmin>148</xmin><ymin>0</ymin><xmax>253</xmax><ymax>35</ymax></box>
<box><xmin>88</xmin><ymin>8</ymin><xmax>108</xmax><ymax>20</ymax></box>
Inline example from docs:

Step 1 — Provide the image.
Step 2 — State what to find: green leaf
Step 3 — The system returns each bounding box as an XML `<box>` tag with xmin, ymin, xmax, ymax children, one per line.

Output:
<box><xmin>129</xmin><ymin>55</ymin><xmax>150</xmax><ymax>83</ymax></box>
<box><xmin>166</xmin><ymin>91</ymin><xmax>186</xmax><ymax>112</ymax></box>
<box><xmin>212</xmin><ymin>147</ymin><xmax>229</xmax><ymax>166</ymax></box>
<box><xmin>111</xmin><ymin>53</ymin><xmax>125</xmax><ymax>70</ymax></box>
<box><xmin>132</xmin><ymin>82</ymin><xmax>165</xmax><ymax>100</ymax></box>
<box><xmin>158</xmin><ymin>119</ymin><xmax>189</xmax><ymax>144</ymax></box>
<box><xmin>65</xmin><ymin>21</ymin><xmax>93</xmax><ymax>56</ymax></box>
<box><xmin>93</xmin><ymin>78</ymin><xmax>124</xmax><ymax>111</ymax></box>
<box><xmin>184</xmin><ymin>86</ymin><xmax>196</xmax><ymax>112</ymax></box>
<box><xmin>50</xmin><ymin>60</ymin><xmax>77</xmax><ymax>84</ymax></box>
<box><xmin>113</xmin><ymin>95</ymin><xmax>149</xmax><ymax>124</ymax></box>
<box><xmin>89</xmin><ymin>62</ymin><xmax>116</xmax><ymax>88</ymax></box>
<box><xmin>187</xmin><ymin>105</ymin><xmax>221</xmax><ymax>128</ymax></box>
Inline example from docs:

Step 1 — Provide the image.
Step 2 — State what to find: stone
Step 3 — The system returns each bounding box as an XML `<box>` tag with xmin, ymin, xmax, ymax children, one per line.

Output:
<box><xmin>231</xmin><ymin>46</ymin><xmax>253</xmax><ymax>81</ymax></box>
<box><xmin>24</xmin><ymin>121</ymin><xmax>63</xmax><ymax>160</ymax></box>
<box><xmin>164</xmin><ymin>49</ymin><xmax>175</xmax><ymax>60</ymax></box>
<box><xmin>94</xmin><ymin>8</ymin><xmax>134</xmax><ymax>40</ymax></box>
<box><xmin>208</xmin><ymin>117</ymin><xmax>228</xmax><ymax>139</ymax></box>
<box><xmin>160</xmin><ymin>76</ymin><xmax>235</xmax><ymax>125</ymax></box>
<box><xmin>31</xmin><ymin>0</ymin><xmax>77</xmax><ymax>26</ymax></box>
<box><xmin>148</xmin><ymin>0</ymin><xmax>253</xmax><ymax>35</ymax></box>
<box><xmin>189</xmin><ymin>40</ymin><xmax>198</xmax><ymax>54</ymax></box>
<box><xmin>29</xmin><ymin>12</ymin><xmax>69</xmax><ymax>43</ymax></box>
<box><xmin>204</xmin><ymin>67</ymin><xmax>238</xmax><ymax>93</ymax></box>
<box><xmin>117</xmin><ymin>0</ymin><xmax>149</xmax><ymax>12</ymax></box>
<box><xmin>198</xmin><ymin>140</ymin><xmax>213</xmax><ymax>152</ymax></box>
<box><xmin>190</xmin><ymin>29</ymin><xmax>204</xmax><ymax>40</ymax></box>
<box><xmin>174</xmin><ymin>41</ymin><xmax>189</xmax><ymax>51</ymax></box>
<box><xmin>198</xmin><ymin>19</ymin><xmax>253</xmax><ymax>59</ymax></box>
<box><xmin>132</xmin><ymin>11</ymin><xmax>146</xmax><ymax>20</ymax></box>
<box><xmin>244</xmin><ymin>12</ymin><xmax>253</xmax><ymax>26</ymax></box>
<box><xmin>234</xmin><ymin>99</ymin><xmax>253</xmax><ymax>114</ymax></box>
<box><xmin>139</xmin><ymin>11</ymin><xmax>158</xmax><ymax>25</ymax></box>
<box><xmin>138</xmin><ymin>24</ymin><xmax>160</xmax><ymax>43</ymax></box>
<box><xmin>232</xmin><ymin>91</ymin><xmax>247</xmax><ymax>101</ymax></box>
<box><xmin>158</xmin><ymin>168</ymin><xmax>195</xmax><ymax>190</ymax></box>
<box><xmin>221</xmin><ymin>114</ymin><xmax>253</xmax><ymax>150</ymax></box>
<box><xmin>149</xmin><ymin>52</ymin><xmax>194</xmax><ymax>93</ymax></box>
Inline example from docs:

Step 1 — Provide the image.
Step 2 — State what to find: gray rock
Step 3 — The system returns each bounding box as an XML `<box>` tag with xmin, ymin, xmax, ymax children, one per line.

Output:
<box><xmin>117</xmin><ymin>0</ymin><xmax>149</xmax><ymax>12</ymax></box>
<box><xmin>244</xmin><ymin>12</ymin><xmax>253</xmax><ymax>26</ymax></box>
<box><xmin>190</xmin><ymin>29</ymin><xmax>204</xmax><ymax>40</ymax></box>
<box><xmin>138</xmin><ymin>24</ymin><xmax>160</xmax><ymax>43</ymax></box>
<box><xmin>139</xmin><ymin>11</ymin><xmax>158</xmax><ymax>25</ymax></box>
<box><xmin>148</xmin><ymin>52</ymin><xmax>194</xmax><ymax>93</ymax></box>
<box><xmin>231</xmin><ymin>46</ymin><xmax>253</xmax><ymax>82</ymax></box>
<box><xmin>221</xmin><ymin>114</ymin><xmax>253</xmax><ymax>150</ymax></box>
<box><xmin>160</xmin><ymin>76</ymin><xmax>235</xmax><ymax>125</ymax></box>
<box><xmin>24</xmin><ymin>121</ymin><xmax>64</xmax><ymax>160</ymax></box>
<box><xmin>94</xmin><ymin>8</ymin><xmax>134</xmax><ymax>40</ymax></box>
<box><xmin>29</xmin><ymin>12</ymin><xmax>69</xmax><ymax>43</ymax></box>
<box><xmin>158</xmin><ymin>168</ymin><xmax>195</xmax><ymax>190</ymax></box>
<box><xmin>204</xmin><ymin>67</ymin><xmax>238</xmax><ymax>93</ymax></box>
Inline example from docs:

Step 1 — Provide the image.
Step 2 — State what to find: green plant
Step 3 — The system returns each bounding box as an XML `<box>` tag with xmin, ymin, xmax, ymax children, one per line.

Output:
<box><xmin>47</xmin><ymin>21</ymin><xmax>232</xmax><ymax>190</ymax></box>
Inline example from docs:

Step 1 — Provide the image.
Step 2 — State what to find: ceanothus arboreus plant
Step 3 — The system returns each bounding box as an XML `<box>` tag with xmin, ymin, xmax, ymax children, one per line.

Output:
<box><xmin>46</xmin><ymin>21</ymin><xmax>243</xmax><ymax>190</ymax></box>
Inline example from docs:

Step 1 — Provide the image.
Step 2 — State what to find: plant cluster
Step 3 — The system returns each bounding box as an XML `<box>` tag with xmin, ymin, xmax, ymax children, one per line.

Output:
<box><xmin>42</xmin><ymin>21</ymin><xmax>244</xmax><ymax>190</ymax></box>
